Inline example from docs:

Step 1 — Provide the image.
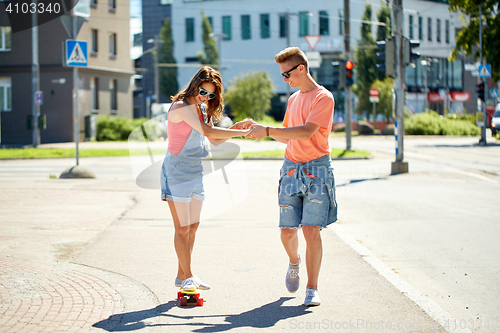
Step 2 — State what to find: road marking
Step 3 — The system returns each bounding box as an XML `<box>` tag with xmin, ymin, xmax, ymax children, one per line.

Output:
<box><xmin>330</xmin><ymin>223</ymin><xmax>472</xmax><ymax>333</ymax></box>
<box><xmin>447</xmin><ymin>168</ymin><xmax>497</xmax><ymax>183</ymax></box>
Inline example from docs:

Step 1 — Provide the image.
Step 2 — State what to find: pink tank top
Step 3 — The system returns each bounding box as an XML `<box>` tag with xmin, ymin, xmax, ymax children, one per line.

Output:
<box><xmin>167</xmin><ymin>100</ymin><xmax>204</xmax><ymax>155</ymax></box>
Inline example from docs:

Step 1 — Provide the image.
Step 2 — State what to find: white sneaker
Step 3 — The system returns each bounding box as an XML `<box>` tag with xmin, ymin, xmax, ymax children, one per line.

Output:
<box><xmin>304</xmin><ymin>287</ymin><xmax>320</xmax><ymax>306</ymax></box>
<box><xmin>175</xmin><ymin>276</ymin><xmax>210</xmax><ymax>290</ymax></box>
<box><xmin>181</xmin><ymin>277</ymin><xmax>200</xmax><ymax>292</ymax></box>
<box><xmin>285</xmin><ymin>255</ymin><xmax>300</xmax><ymax>293</ymax></box>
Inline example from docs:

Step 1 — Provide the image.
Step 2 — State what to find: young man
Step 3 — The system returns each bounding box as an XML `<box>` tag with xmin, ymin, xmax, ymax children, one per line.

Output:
<box><xmin>250</xmin><ymin>47</ymin><xmax>337</xmax><ymax>306</ymax></box>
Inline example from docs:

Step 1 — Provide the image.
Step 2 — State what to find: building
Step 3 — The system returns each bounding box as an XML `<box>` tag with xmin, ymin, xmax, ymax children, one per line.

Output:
<box><xmin>168</xmin><ymin>0</ymin><xmax>469</xmax><ymax>119</ymax></box>
<box><xmin>0</xmin><ymin>0</ymin><xmax>134</xmax><ymax>145</ymax></box>
<box><xmin>140</xmin><ymin>0</ymin><xmax>171</xmax><ymax>117</ymax></box>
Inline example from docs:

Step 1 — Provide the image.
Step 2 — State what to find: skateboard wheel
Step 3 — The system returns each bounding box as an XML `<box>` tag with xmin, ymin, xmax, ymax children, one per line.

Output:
<box><xmin>196</xmin><ymin>298</ymin><xmax>203</xmax><ymax>306</ymax></box>
<box><xmin>193</xmin><ymin>293</ymin><xmax>200</xmax><ymax>300</ymax></box>
<box><xmin>180</xmin><ymin>296</ymin><xmax>187</xmax><ymax>306</ymax></box>
<box><xmin>177</xmin><ymin>291</ymin><xmax>183</xmax><ymax>299</ymax></box>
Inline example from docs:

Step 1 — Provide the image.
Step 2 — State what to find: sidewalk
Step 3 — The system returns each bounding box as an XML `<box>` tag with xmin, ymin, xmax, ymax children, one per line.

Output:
<box><xmin>0</xmin><ymin>158</ymin><xmax>447</xmax><ymax>332</ymax></box>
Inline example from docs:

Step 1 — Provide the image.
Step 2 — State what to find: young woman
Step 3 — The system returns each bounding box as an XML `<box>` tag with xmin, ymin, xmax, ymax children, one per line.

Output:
<box><xmin>161</xmin><ymin>66</ymin><xmax>253</xmax><ymax>291</ymax></box>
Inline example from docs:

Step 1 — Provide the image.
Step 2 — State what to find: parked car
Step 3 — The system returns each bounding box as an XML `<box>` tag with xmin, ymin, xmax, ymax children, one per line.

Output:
<box><xmin>491</xmin><ymin>104</ymin><xmax>500</xmax><ymax>135</ymax></box>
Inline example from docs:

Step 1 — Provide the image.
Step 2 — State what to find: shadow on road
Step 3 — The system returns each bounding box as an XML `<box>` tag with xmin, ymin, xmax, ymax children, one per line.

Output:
<box><xmin>93</xmin><ymin>297</ymin><xmax>312</xmax><ymax>332</ymax></box>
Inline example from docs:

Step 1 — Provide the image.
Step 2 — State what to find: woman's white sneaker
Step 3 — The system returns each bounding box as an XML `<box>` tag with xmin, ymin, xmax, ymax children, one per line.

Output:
<box><xmin>175</xmin><ymin>276</ymin><xmax>210</xmax><ymax>290</ymax></box>
<box><xmin>180</xmin><ymin>277</ymin><xmax>200</xmax><ymax>291</ymax></box>
<box><xmin>285</xmin><ymin>255</ymin><xmax>300</xmax><ymax>293</ymax></box>
<box><xmin>304</xmin><ymin>288</ymin><xmax>320</xmax><ymax>306</ymax></box>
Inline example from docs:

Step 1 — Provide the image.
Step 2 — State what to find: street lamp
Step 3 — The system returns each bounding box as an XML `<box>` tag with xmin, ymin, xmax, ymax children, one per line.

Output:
<box><xmin>145</xmin><ymin>36</ymin><xmax>164</xmax><ymax>118</ymax></box>
<box><xmin>421</xmin><ymin>59</ymin><xmax>429</xmax><ymax>113</ymax></box>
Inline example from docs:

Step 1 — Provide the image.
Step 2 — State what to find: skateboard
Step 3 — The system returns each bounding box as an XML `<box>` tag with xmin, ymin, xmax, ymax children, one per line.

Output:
<box><xmin>177</xmin><ymin>288</ymin><xmax>204</xmax><ymax>306</ymax></box>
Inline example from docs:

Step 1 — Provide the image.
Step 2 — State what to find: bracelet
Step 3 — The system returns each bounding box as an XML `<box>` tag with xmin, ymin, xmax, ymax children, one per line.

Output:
<box><xmin>266</xmin><ymin>127</ymin><xmax>270</xmax><ymax>137</ymax></box>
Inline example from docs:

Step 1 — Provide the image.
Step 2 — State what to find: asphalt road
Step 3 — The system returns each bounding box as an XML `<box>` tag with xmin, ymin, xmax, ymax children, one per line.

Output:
<box><xmin>1</xmin><ymin>135</ymin><xmax>499</xmax><ymax>332</ymax></box>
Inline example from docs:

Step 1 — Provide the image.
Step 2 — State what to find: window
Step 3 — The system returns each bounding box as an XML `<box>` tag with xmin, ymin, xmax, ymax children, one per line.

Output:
<box><xmin>109</xmin><ymin>33</ymin><xmax>116</xmax><ymax>56</ymax></box>
<box><xmin>418</xmin><ymin>16</ymin><xmax>423</xmax><ymax>40</ymax></box>
<box><xmin>133</xmin><ymin>33</ymin><xmax>142</xmax><ymax>47</ymax></box>
<box><xmin>436</xmin><ymin>19</ymin><xmax>441</xmax><ymax>42</ymax></box>
<box><xmin>186</xmin><ymin>18</ymin><xmax>194</xmax><ymax>42</ymax></box>
<box><xmin>260</xmin><ymin>14</ymin><xmax>270</xmax><ymax>39</ymax></box>
<box><xmin>279</xmin><ymin>15</ymin><xmax>287</xmax><ymax>38</ymax></box>
<box><xmin>0</xmin><ymin>77</ymin><xmax>12</xmax><ymax>112</ymax></box>
<box><xmin>0</xmin><ymin>26</ymin><xmax>12</xmax><ymax>51</ymax></box>
<box><xmin>91</xmin><ymin>77</ymin><xmax>99</xmax><ymax>110</ymax></box>
<box><xmin>241</xmin><ymin>15</ymin><xmax>251</xmax><ymax>40</ymax></box>
<box><xmin>409</xmin><ymin>15</ymin><xmax>414</xmax><ymax>39</ymax></box>
<box><xmin>339</xmin><ymin>9</ymin><xmax>344</xmax><ymax>35</ymax></box>
<box><xmin>109</xmin><ymin>79</ymin><xmax>117</xmax><ymax>111</ymax></box>
<box><xmin>109</xmin><ymin>0</ymin><xmax>115</xmax><ymax>10</ymax></box>
<box><xmin>222</xmin><ymin>16</ymin><xmax>231</xmax><ymax>40</ymax></box>
<box><xmin>445</xmin><ymin>20</ymin><xmax>450</xmax><ymax>43</ymax></box>
<box><xmin>208</xmin><ymin>17</ymin><xmax>213</xmax><ymax>31</ymax></box>
<box><xmin>91</xmin><ymin>29</ymin><xmax>98</xmax><ymax>54</ymax></box>
<box><xmin>319</xmin><ymin>10</ymin><xmax>329</xmax><ymax>36</ymax></box>
<box><xmin>91</xmin><ymin>0</ymin><xmax>97</xmax><ymax>5</ymax></box>
<box><xmin>299</xmin><ymin>12</ymin><xmax>309</xmax><ymax>37</ymax></box>
<box><xmin>427</xmin><ymin>18</ymin><xmax>432</xmax><ymax>41</ymax></box>
<box><xmin>159</xmin><ymin>0</ymin><xmax>172</xmax><ymax>4</ymax></box>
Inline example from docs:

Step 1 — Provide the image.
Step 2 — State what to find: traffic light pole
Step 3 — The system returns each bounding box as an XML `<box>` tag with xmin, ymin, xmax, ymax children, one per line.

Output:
<box><xmin>391</xmin><ymin>0</ymin><xmax>408</xmax><ymax>174</ymax></box>
<box><xmin>478</xmin><ymin>5</ymin><xmax>487</xmax><ymax>145</ymax></box>
<box><xmin>344</xmin><ymin>0</ymin><xmax>352</xmax><ymax>151</ymax></box>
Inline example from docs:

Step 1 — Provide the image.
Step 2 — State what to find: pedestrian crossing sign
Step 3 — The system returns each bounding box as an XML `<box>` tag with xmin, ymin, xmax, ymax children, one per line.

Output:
<box><xmin>478</xmin><ymin>64</ymin><xmax>491</xmax><ymax>78</ymax></box>
<box><xmin>66</xmin><ymin>40</ymin><xmax>88</xmax><ymax>67</ymax></box>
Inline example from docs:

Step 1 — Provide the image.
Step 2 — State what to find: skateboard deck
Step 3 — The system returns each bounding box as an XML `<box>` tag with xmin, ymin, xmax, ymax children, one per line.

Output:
<box><xmin>177</xmin><ymin>288</ymin><xmax>204</xmax><ymax>306</ymax></box>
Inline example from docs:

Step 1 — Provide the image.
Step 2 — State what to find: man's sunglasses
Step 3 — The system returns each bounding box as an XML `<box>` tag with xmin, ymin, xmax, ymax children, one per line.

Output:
<box><xmin>198</xmin><ymin>86</ymin><xmax>216</xmax><ymax>100</ymax></box>
<box><xmin>281</xmin><ymin>63</ymin><xmax>305</xmax><ymax>79</ymax></box>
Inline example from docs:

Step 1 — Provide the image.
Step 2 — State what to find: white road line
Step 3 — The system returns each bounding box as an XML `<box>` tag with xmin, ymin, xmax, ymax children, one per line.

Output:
<box><xmin>330</xmin><ymin>223</ymin><xmax>472</xmax><ymax>333</ymax></box>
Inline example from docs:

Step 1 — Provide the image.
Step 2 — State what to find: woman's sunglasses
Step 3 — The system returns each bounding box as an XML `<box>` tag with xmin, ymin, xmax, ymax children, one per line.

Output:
<box><xmin>281</xmin><ymin>63</ymin><xmax>305</xmax><ymax>79</ymax></box>
<box><xmin>198</xmin><ymin>86</ymin><xmax>216</xmax><ymax>100</ymax></box>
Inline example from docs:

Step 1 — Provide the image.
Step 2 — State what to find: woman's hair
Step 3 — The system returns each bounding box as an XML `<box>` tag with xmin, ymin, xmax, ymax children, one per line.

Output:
<box><xmin>171</xmin><ymin>66</ymin><xmax>224</xmax><ymax>123</ymax></box>
<box><xmin>274</xmin><ymin>47</ymin><xmax>309</xmax><ymax>71</ymax></box>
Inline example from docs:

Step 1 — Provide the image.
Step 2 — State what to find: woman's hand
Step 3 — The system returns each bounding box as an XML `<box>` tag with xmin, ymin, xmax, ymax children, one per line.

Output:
<box><xmin>231</xmin><ymin>118</ymin><xmax>257</xmax><ymax>130</ymax></box>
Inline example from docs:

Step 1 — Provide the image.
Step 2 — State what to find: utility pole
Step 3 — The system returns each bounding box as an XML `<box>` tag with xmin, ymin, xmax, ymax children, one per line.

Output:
<box><xmin>344</xmin><ymin>0</ymin><xmax>352</xmax><ymax>151</ymax></box>
<box><xmin>391</xmin><ymin>0</ymin><xmax>408</xmax><ymax>174</ymax></box>
<box><xmin>478</xmin><ymin>5</ymin><xmax>487</xmax><ymax>145</ymax></box>
<box><xmin>72</xmin><ymin>0</ymin><xmax>80</xmax><ymax>165</ymax></box>
<box><xmin>31</xmin><ymin>0</ymin><xmax>40</xmax><ymax>147</ymax></box>
<box><xmin>146</xmin><ymin>36</ymin><xmax>163</xmax><ymax>118</ymax></box>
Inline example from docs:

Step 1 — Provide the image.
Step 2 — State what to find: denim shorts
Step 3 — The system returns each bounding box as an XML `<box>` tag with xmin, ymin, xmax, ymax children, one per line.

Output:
<box><xmin>161</xmin><ymin>156</ymin><xmax>205</xmax><ymax>203</ymax></box>
<box><xmin>278</xmin><ymin>174</ymin><xmax>330</xmax><ymax>228</ymax></box>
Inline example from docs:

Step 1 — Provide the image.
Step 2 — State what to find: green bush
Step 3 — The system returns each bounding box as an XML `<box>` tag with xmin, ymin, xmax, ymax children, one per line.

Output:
<box><xmin>405</xmin><ymin>111</ymin><xmax>480</xmax><ymax>136</ymax></box>
<box><xmin>96</xmin><ymin>115</ymin><xmax>164</xmax><ymax>141</ymax></box>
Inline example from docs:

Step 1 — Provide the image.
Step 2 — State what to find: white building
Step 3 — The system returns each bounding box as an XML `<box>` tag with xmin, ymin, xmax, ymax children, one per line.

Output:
<box><xmin>171</xmin><ymin>0</ymin><xmax>466</xmax><ymax>116</ymax></box>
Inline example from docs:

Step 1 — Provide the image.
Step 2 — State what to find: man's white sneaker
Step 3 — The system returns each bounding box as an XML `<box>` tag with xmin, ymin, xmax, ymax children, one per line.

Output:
<box><xmin>285</xmin><ymin>255</ymin><xmax>300</xmax><ymax>293</ymax></box>
<box><xmin>304</xmin><ymin>287</ymin><xmax>320</xmax><ymax>306</ymax></box>
<box><xmin>175</xmin><ymin>276</ymin><xmax>210</xmax><ymax>290</ymax></box>
<box><xmin>180</xmin><ymin>277</ymin><xmax>200</xmax><ymax>292</ymax></box>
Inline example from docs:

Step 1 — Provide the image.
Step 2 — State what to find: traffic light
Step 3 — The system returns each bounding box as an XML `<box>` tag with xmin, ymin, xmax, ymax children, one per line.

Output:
<box><xmin>331</xmin><ymin>61</ymin><xmax>346</xmax><ymax>89</ymax></box>
<box><xmin>345</xmin><ymin>60</ymin><xmax>354</xmax><ymax>87</ymax></box>
<box><xmin>376</xmin><ymin>39</ymin><xmax>395</xmax><ymax>77</ymax></box>
<box><xmin>476</xmin><ymin>81</ymin><xmax>485</xmax><ymax>102</ymax></box>
<box><xmin>403</xmin><ymin>38</ymin><xmax>420</xmax><ymax>66</ymax></box>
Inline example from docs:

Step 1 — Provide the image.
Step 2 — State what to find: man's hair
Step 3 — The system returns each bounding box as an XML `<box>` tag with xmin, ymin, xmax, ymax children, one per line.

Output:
<box><xmin>274</xmin><ymin>47</ymin><xmax>308</xmax><ymax>70</ymax></box>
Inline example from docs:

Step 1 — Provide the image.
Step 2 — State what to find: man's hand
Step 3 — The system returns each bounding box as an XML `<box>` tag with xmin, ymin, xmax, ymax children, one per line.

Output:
<box><xmin>231</xmin><ymin>118</ymin><xmax>257</xmax><ymax>130</ymax></box>
<box><xmin>249</xmin><ymin>124</ymin><xmax>267</xmax><ymax>140</ymax></box>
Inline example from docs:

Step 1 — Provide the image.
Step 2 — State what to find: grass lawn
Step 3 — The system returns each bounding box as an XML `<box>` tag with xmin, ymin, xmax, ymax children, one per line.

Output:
<box><xmin>240</xmin><ymin>148</ymin><xmax>370</xmax><ymax>160</ymax></box>
<box><xmin>0</xmin><ymin>148</ymin><xmax>165</xmax><ymax>160</ymax></box>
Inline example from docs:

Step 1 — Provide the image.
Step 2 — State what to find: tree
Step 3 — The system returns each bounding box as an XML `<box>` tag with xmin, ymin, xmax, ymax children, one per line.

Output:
<box><xmin>197</xmin><ymin>10</ymin><xmax>219</xmax><ymax>67</ymax></box>
<box><xmin>224</xmin><ymin>71</ymin><xmax>275</xmax><ymax>121</ymax></box>
<box><xmin>372</xmin><ymin>77</ymin><xmax>394</xmax><ymax>123</ymax></box>
<box><xmin>353</xmin><ymin>4</ymin><xmax>378</xmax><ymax>116</ymax></box>
<box><xmin>449</xmin><ymin>0</ymin><xmax>500</xmax><ymax>81</ymax></box>
<box><xmin>159</xmin><ymin>18</ymin><xmax>178</xmax><ymax>100</ymax></box>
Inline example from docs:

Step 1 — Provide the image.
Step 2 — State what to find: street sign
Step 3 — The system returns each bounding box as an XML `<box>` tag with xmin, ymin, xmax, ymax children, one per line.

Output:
<box><xmin>66</xmin><ymin>40</ymin><xmax>88</xmax><ymax>67</ymax></box>
<box><xmin>478</xmin><ymin>64</ymin><xmax>491</xmax><ymax>78</ymax></box>
<box><xmin>491</xmin><ymin>89</ymin><xmax>498</xmax><ymax>99</ymax></box>
<box><xmin>369</xmin><ymin>96</ymin><xmax>379</xmax><ymax>103</ymax></box>
<box><xmin>304</xmin><ymin>35</ymin><xmax>321</xmax><ymax>51</ymax></box>
<box><xmin>305</xmin><ymin>51</ymin><xmax>322</xmax><ymax>68</ymax></box>
<box><xmin>35</xmin><ymin>91</ymin><xmax>43</xmax><ymax>105</ymax></box>
<box><xmin>369</xmin><ymin>88</ymin><xmax>379</xmax><ymax>97</ymax></box>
